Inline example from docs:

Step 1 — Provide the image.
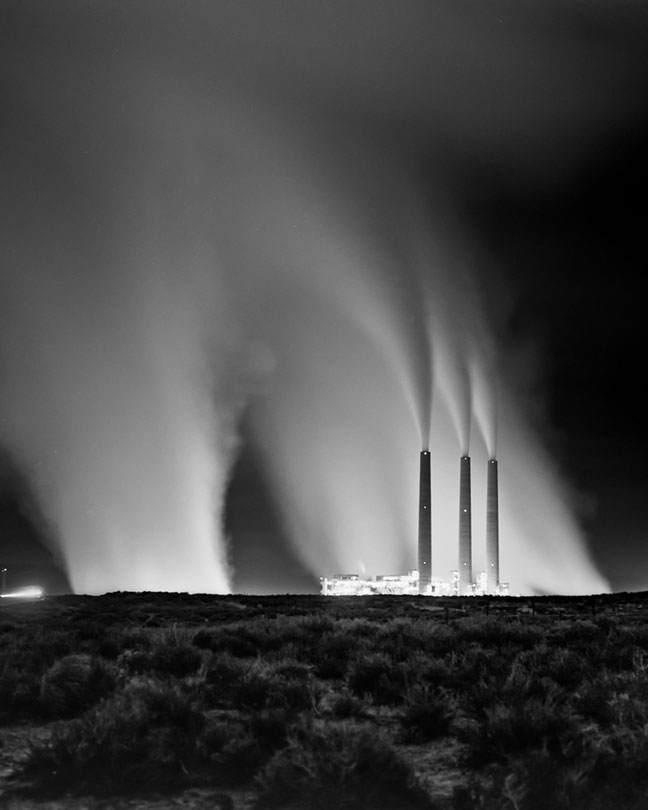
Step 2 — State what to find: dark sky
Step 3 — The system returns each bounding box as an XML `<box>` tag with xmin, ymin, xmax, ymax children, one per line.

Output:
<box><xmin>1</xmin><ymin>1</ymin><xmax>648</xmax><ymax>594</ymax></box>
<box><xmin>455</xmin><ymin>124</ymin><xmax>648</xmax><ymax>590</ymax></box>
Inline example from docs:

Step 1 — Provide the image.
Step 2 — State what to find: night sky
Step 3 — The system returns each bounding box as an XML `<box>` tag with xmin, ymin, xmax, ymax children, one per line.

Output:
<box><xmin>459</xmin><ymin>129</ymin><xmax>648</xmax><ymax>591</ymax></box>
<box><xmin>1</xmin><ymin>1</ymin><xmax>648</xmax><ymax>595</ymax></box>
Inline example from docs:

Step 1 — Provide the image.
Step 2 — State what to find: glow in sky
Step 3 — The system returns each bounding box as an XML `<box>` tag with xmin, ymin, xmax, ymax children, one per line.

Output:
<box><xmin>3</xmin><ymin>1</ymin><xmax>645</xmax><ymax>594</ymax></box>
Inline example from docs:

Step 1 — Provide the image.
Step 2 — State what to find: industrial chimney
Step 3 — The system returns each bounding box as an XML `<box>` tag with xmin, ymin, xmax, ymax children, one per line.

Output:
<box><xmin>486</xmin><ymin>458</ymin><xmax>499</xmax><ymax>592</ymax></box>
<box><xmin>458</xmin><ymin>455</ymin><xmax>472</xmax><ymax>593</ymax></box>
<box><xmin>418</xmin><ymin>450</ymin><xmax>431</xmax><ymax>594</ymax></box>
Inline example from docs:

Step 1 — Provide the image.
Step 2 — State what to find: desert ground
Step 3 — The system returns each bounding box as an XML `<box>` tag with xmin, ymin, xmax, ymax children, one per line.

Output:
<box><xmin>1</xmin><ymin>590</ymin><xmax>647</xmax><ymax>809</ymax></box>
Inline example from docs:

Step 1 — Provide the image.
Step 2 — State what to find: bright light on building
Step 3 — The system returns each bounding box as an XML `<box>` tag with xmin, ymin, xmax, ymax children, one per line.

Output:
<box><xmin>320</xmin><ymin>571</ymin><xmax>508</xmax><ymax>597</ymax></box>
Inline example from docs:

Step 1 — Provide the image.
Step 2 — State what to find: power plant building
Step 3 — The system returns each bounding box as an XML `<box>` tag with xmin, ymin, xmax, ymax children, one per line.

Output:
<box><xmin>320</xmin><ymin>452</ymin><xmax>508</xmax><ymax>597</ymax></box>
<box><xmin>320</xmin><ymin>569</ymin><xmax>509</xmax><ymax>597</ymax></box>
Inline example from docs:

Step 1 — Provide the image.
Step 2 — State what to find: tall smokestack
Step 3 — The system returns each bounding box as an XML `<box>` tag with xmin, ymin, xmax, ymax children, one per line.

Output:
<box><xmin>458</xmin><ymin>455</ymin><xmax>472</xmax><ymax>593</ymax></box>
<box><xmin>486</xmin><ymin>458</ymin><xmax>499</xmax><ymax>592</ymax></box>
<box><xmin>418</xmin><ymin>450</ymin><xmax>431</xmax><ymax>594</ymax></box>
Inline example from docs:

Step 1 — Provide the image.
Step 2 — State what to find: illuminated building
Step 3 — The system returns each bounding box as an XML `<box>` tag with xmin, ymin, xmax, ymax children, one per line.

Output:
<box><xmin>320</xmin><ymin>570</ymin><xmax>509</xmax><ymax>596</ymax></box>
<box><xmin>320</xmin><ymin>452</ymin><xmax>509</xmax><ymax>597</ymax></box>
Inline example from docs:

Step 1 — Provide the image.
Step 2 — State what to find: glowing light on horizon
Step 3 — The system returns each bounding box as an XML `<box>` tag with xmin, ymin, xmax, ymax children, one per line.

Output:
<box><xmin>1</xmin><ymin>586</ymin><xmax>43</xmax><ymax>599</ymax></box>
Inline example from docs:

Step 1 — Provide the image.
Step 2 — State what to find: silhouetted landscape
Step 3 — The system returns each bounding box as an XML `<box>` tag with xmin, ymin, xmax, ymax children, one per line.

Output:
<box><xmin>1</xmin><ymin>591</ymin><xmax>648</xmax><ymax>809</ymax></box>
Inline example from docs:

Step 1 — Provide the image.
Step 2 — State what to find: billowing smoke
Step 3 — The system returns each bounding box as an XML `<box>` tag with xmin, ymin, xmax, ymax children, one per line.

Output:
<box><xmin>3</xmin><ymin>0</ymin><xmax>641</xmax><ymax>594</ymax></box>
<box><xmin>0</xmin><ymin>57</ymin><xmax>245</xmax><ymax>593</ymax></box>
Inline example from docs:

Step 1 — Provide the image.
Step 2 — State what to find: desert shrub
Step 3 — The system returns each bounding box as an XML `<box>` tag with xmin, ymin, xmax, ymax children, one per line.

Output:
<box><xmin>446</xmin><ymin>646</ymin><xmax>511</xmax><ymax>692</ymax></box>
<box><xmin>22</xmin><ymin>677</ymin><xmax>208</xmax><ymax>795</ymax></box>
<box><xmin>544</xmin><ymin>648</ymin><xmax>591</xmax><ymax>689</ymax></box>
<box><xmin>275</xmin><ymin>676</ymin><xmax>315</xmax><ymax>711</ymax></box>
<box><xmin>202</xmin><ymin>655</ymin><xmax>315</xmax><ymax>713</ymax></box>
<box><xmin>460</xmin><ymin>676</ymin><xmax>506</xmax><ymax>717</ymax></box>
<box><xmin>0</xmin><ymin>628</ymin><xmax>82</xmax><ymax>723</ymax></box>
<box><xmin>335</xmin><ymin>617</ymin><xmax>377</xmax><ymax>639</ymax></box>
<box><xmin>599</xmin><ymin>638</ymin><xmax>640</xmax><ymax>672</ymax></box>
<box><xmin>577</xmin><ymin>724</ymin><xmax>648</xmax><ymax>808</ymax></box>
<box><xmin>454</xmin><ymin>616</ymin><xmax>543</xmax><ymax>650</ymax></box>
<box><xmin>451</xmin><ymin>660</ymin><xmax>553</xmax><ymax>721</ymax></box>
<box><xmin>293</xmin><ymin>612</ymin><xmax>335</xmax><ymax>635</ymax></box>
<box><xmin>254</xmin><ymin>720</ymin><xmax>434</xmax><ymax>809</ymax></box>
<box><xmin>453</xmin><ymin>751</ymin><xmax>577</xmax><ymax>810</ymax></box>
<box><xmin>192</xmin><ymin>626</ymin><xmax>259</xmax><ymax>658</ymax></box>
<box><xmin>147</xmin><ymin>623</ymin><xmax>200</xmax><ymax>646</ymax></box>
<box><xmin>117</xmin><ymin>627</ymin><xmax>151</xmax><ymax>650</ymax></box>
<box><xmin>117</xmin><ymin>648</ymin><xmax>154</xmax><ymax>674</ymax></box>
<box><xmin>594</xmin><ymin>614</ymin><xmax>619</xmax><ymax>633</ymax></box>
<box><xmin>200</xmin><ymin>651</ymin><xmax>251</xmax><ymax>707</ymax></box>
<box><xmin>573</xmin><ymin>677</ymin><xmax>617</xmax><ymax>725</ymax></box>
<box><xmin>502</xmin><ymin>662</ymin><xmax>557</xmax><ymax>703</ymax></box>
<box><xmin>312</xmin><ymin>631</ymin><xmax>359</xmax><ymax>679</ymax></box>
<box><xmin>605</xmin><ymin>667</ymin><xmax>648</xmax><ymax>726</ymax></box>
<box><xmin>71</xmin><ymin>619</ymin><xmax>105</xmax><ymax>644</ymax></box>
<box><xmin>0</xmin><ymin>668</ymin><xmax>41</xmax><ymax>722</ymax></box>
<box><xmin>411</xmin><ymin>654</ymin><xmax>453</xmax><ymax>689</ymax></box>
<box><xmin>119</xmin><ymin>624</ymin><xmax>196</xmax><ymax>649</ymax></box>
<box><xmin>192</xmin><ymin>627</ymin><xmax>217</xmax><ymax>650</ymax></box>
<box><xmin>571</xmin><ymin>663</ymin><xmax>648</xmax><ymax>729</ymax></box>
<box><xmin>607</xmin><ymin>692</ymin><xmax>648</xmax><ymax>728</ymax></box>
<box><xmin>348</xmin><ymin>652</ymin><xmax>409</xmax><ymax>705</ymax></box>
<box><xmin>548</xmin><ymin>621</ymin><xmax>606</xmax><ymax>659</ymax></box>
<box><xmin>266</xmin><ymin>675</ymin><xmax>314</xmax><ymax>712</ymax></box>
<box><xmin>0</xmin><ymin>622</ymin><xmax>17</xmax><ymax>634</ymax></box>
<box><xmin>263</xmin><ymin>615</ymin><xmax>316</xmax><ymax>647</ymax></box>
<box><xmin>270</xmin><ymin>657</ymin><xmax>313</xmax><ymax>681</ymax></box>
<box><xmin>234</xmin><ymin>662</ymin><xmax>314</xmax><ymax>713</ymax></box>
<box><xmin>40</xmin><ymin>654</ymin><xmax>117</xmax><ymax>719</ymax></box>
<box><xmin>230</xmin><ymin>619</ymin><xmax>296</xmax><ymax>654</ymax></box>
<box><xmin>95</xmin><ymin>632</ymin><xmax>122</xmax><ymax>660</ymax></box>
<box><xmin>235</xmin><ymin>667</ymin><xmax>278</xmax><ymax>711</ymax></box>
<box><xmin>197</xmin><ymin>715</ymin><xmax>267</xmax><ymax>785</ymax></box>
<box><xmin>505</xmin><ymin>752</ymin><xmax>601</xmax><ymax>810</ymax></box>
<box><xmin>149</xmin><ymin>643</ymin><xmax>203</xmax><ymax>677</ymax></box>
<box><xmin>117</xmin><ymin>628</ymin><xmax>203</xmax><ymax>678</ymax></box>
<box><xmin>320</xmin><ymin>687</ymin><xmax>370</xmax><ymax>719</ymax></box>
<box><xmin>0</xmin><ymin>628</ymin><xmax>75</xmax><ymax>689</ymax></box>
<box><xmin>455</xmin><ymin>729</ymin><xmax>648</xmax><ymax>810</ymax></box>
<box><xmin>374</xmin><ymin>619</ymin><xmax>428</xmax><ymax>660</ymax></box>
<box><xmin>399</xmin><ymin>684</ymin><xmax>453</xmax><ymax>743</ymax></box>
<box><xmin>248</xmin><ymin>708</ymin><xmax>294</xmax><ymax>753</ymax></box>
<box><xmin>516</xmin><ymin>644</ymin><xmax>599</xmax><ymax>694</ymax></box>
<box><xmin>460</xmin><ymin>693</ymin><xmax>578</xmax><ymax>765</ymax></box>
<box><xmin>620</xmin><ymin>625</ymin><xmax>648</xmax><ymax>650</ymax></box>
<box><xmin>418</xmin><ymin>624</ymin><xmax>458</xmax><ymax>657</ymax></box>
<box><xmin>513</xmin><ymin>643</ymin><xmax>551</xmax><ymax>672</ymax></box>
<box><xmin>25</xmin><ymin>628</ymin><xmax>76</xmax><ymax>665</ymax></box>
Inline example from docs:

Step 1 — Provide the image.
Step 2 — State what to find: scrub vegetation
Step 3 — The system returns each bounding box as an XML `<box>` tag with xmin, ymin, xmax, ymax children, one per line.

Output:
<box><xmin>1</xmin><ymin>591</ymin><xmax>648</xmax><ymax>809</ymax></box>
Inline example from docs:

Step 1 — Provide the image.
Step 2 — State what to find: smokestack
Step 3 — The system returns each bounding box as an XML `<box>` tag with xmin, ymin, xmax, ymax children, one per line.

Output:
<box><xmin>458</xmin><ymin>455</ymin><xmax>472</xmax><ymax>593</ymax></box>
<box><xmin>418</xmin><ymin>450</ymin><xmax>431</xmax><ymax>594</ymax></box>
<box><xmin>486</xmin><ymin>458</ymin><xmax>499</xmax><ymax>592</ymax></box>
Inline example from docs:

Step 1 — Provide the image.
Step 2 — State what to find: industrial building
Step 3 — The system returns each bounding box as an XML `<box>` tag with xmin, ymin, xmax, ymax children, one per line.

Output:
<box><xmin>320</xmin><ymin>451</ymin><xmax>509</xmax><ymax>597</ymax></box>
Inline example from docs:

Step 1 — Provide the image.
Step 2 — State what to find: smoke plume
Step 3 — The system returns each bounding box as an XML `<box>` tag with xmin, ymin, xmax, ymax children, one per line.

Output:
<box><xmin>3</xmin><ymin>0</ymin><xmax>643</xmax><ymax>593</ymax></box>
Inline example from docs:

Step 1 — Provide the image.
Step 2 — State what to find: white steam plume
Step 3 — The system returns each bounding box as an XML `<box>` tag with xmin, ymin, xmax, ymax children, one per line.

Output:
<box><xmin>2</xmin><ymin>0</ymin><xmax>640</xmax><ymax>594</ymax></box>
<box><xmin>0</xmin><ymin>64</ymin><xmax>252</xmax><ymax>594</ymax></box>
